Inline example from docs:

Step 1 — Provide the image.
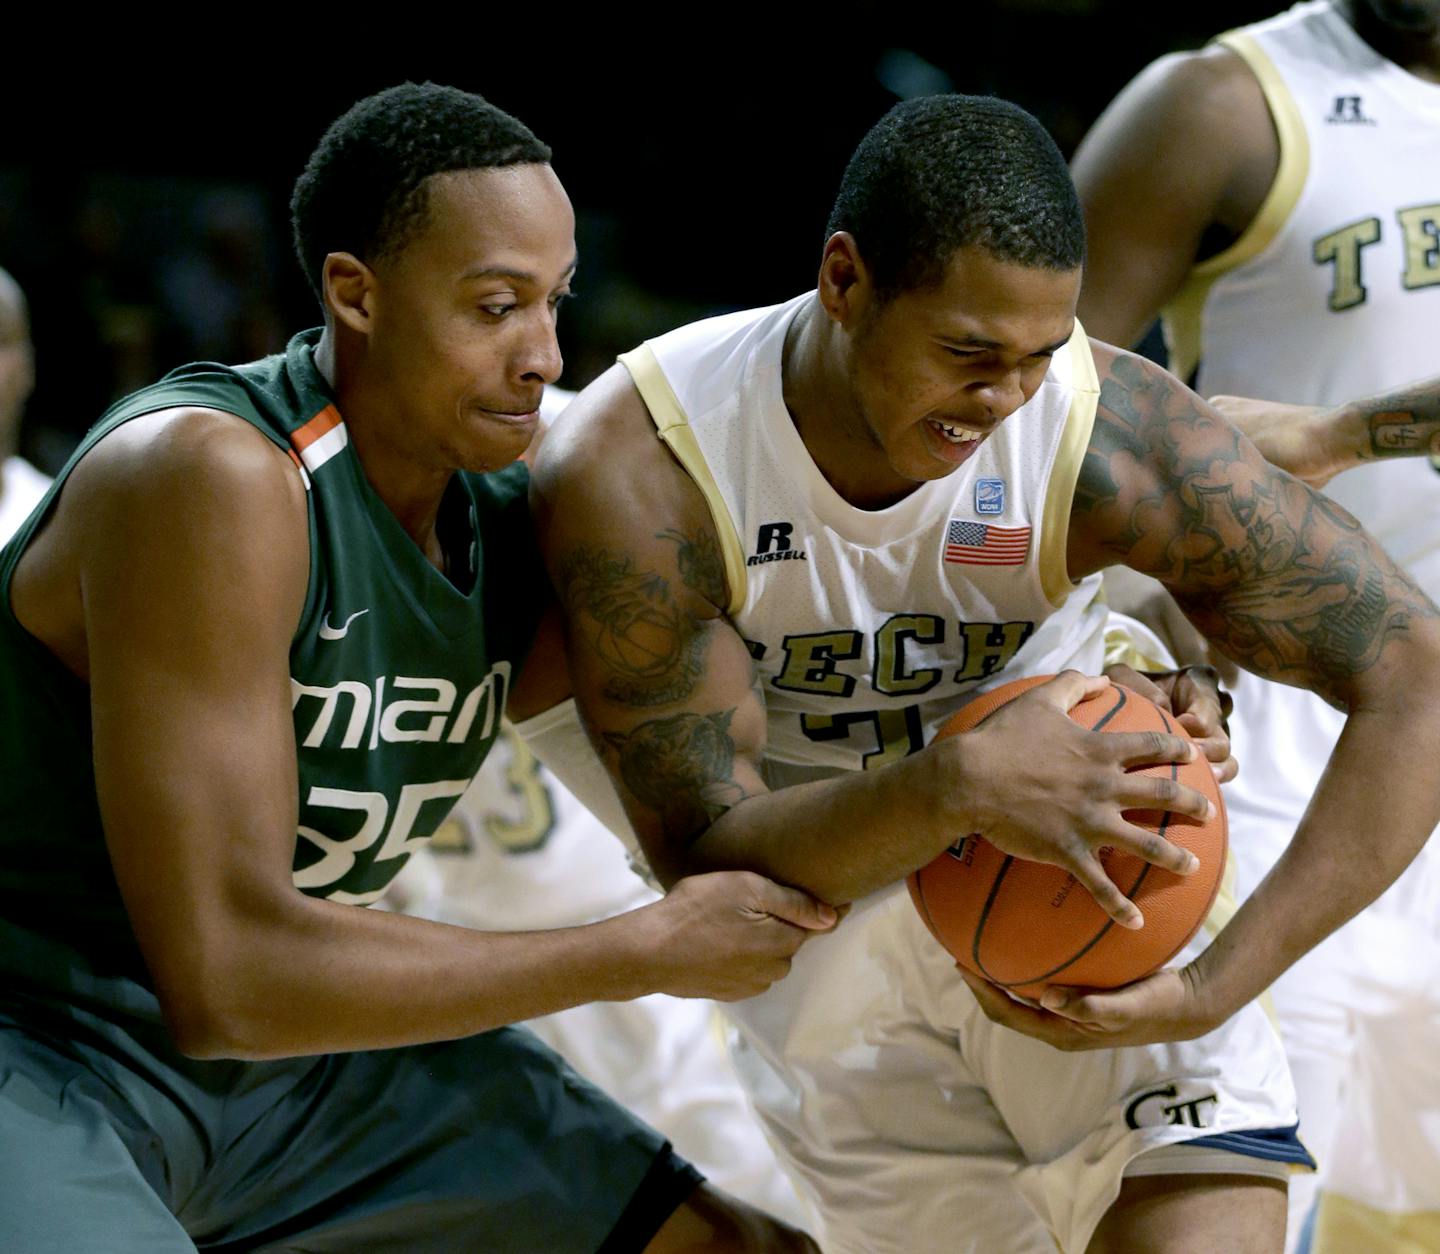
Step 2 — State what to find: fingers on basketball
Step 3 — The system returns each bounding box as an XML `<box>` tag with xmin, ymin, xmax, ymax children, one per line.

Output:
<box><xmin>910</xmin><ymin>675</ymin><xmax>1227</xmax><ymax>1002</ymax></box>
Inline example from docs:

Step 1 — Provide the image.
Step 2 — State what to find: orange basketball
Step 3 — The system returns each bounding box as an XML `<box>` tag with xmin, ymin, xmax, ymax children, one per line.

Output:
<box><xmin>906</xmin><ymin>674</ymin><xmax>1227</xmax><ymax>1000</ymax></box>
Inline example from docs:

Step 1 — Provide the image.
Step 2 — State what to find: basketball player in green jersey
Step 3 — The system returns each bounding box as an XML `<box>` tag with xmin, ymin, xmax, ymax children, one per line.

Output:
<box><xmin>0</xmin><ymin>84</ymin><xmax>831</xmax><ymax>1252</ymax></box>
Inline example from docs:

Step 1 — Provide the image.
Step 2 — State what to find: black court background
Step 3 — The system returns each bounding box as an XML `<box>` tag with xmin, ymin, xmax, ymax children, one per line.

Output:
<box><xmin>0</xmin><ymin>3</ymin><xmax>1275</xmax><ymax>465</ymax></box>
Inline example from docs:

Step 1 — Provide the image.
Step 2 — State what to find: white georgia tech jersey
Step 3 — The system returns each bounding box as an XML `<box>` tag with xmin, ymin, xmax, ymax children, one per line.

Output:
<box><xmin>620</xmin><ymin>294</ymin><xmax>1110</xmax><ymax>785</ymax></box>
<box><xmin>1164</xmin><ymin>0</ymin><xmax>1440</xmax><ymax>597</ymax></box>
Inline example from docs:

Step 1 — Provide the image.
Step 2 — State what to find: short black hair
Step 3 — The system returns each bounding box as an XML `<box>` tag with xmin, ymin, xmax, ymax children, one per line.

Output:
<box><xmin>826</xmin><ymin>94</ymin><xmax>1085</xmax><ymax>298</ymax></box>
<box><xmin>291</xmin><ymin>82</ymin><xmax>553</xmax><ymax>304</ymax></box>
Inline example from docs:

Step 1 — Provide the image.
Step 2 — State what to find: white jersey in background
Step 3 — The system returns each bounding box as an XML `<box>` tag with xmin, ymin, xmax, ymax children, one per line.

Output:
<box><xmin>616</xmin><ymin>296</ymin><xmax>1308</xmax><ymax>1254</ymax></box>
<box><xmin>386</xmin><ymin>726</ymin><xmax>812</xmax><ymax>1232</ymax></box>
<box><xmin>1164</xmin><ymin>5</ymin><xmax>1440</xmax><ymax>1249</ymax></box>
<box><xmin>1166</xmin><ymin>0</ymin><xmax>1440</xmax><ymax>595</ymax></box>
<box><xmin>0</xmin><ymin>456</ymin><xmax>49</xmax><ymax>546</ymax></box>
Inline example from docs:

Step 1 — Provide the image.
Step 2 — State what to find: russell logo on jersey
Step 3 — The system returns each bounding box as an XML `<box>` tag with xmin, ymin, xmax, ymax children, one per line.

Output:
<box><xmin>748</xmin><ymin>521</ymin><xmax>810</xmax><ymax>567</ymax></box>
<box><xmin>1326</xmin><ymin>94</ymin><xmax>1376</xmax><ymax>125</ymax></box>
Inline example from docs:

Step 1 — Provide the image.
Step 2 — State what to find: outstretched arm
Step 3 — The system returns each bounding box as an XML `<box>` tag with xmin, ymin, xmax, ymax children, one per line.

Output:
<box><xmin>20</xmin><ymin>408</ymin><xmax>830</xmax><ymax>1061</ymax></box>
<box><xmin>982</xmin><ymin>346</ymin><xmax>1440</xmax><ymax>1048</ymax></box>
<box><xmin>1210</xmin><ymin>376</ymin><xmax>1440</xmax><ymax>488</ymax></box>
<box><xmin>534</xmin><ymin>365</ymin><xmax>1216</xmax><ymax>923</ymax></box>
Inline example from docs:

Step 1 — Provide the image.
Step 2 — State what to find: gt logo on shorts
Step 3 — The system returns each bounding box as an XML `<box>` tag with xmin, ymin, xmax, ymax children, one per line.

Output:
<box><xmin>1124</xmin><ymin>1084</ymin><xmax>1219</xmax><ymax>1130</ymax></box>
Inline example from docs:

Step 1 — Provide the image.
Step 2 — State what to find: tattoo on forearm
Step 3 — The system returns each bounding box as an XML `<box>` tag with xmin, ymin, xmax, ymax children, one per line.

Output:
<box><xmin>1364</xmin><ymin>384</ymin><xmax>1440</xmax><ymax>460</ymax></box>
<box><xmin>1076</xmin><ymin>354</ymin><xmax>1437</xmax><ymax>705</ymax></box>
<box><xmin>556</xmin><ymin>528</ymin><xmax>726</xmax><ymax>707</ymax></box>
<box><xmin>604</xmin><ymin>708</ymin><xmax>748</xmax><ymax>844</ymax></box>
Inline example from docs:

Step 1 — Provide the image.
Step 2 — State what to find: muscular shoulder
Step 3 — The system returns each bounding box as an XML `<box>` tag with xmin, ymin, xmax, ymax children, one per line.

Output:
<box><xmin>1075</xmin><ymin>43</ymin><xmax>1276</xmax><ymax>230</ymax></box>
<box><xmin>531</xmin><ymin>363</ymin><xmax>726</xmax><ymax>616</ymax></box>
<box><xmin>1071</xmin><ymin>343</ymin><xmax>1266</xmax><ymax>576</ymax></box>
<box><xmin>531</xmin><ymin>364</ymin><xmax>659</xmax><ymax>517</ymax></box>
<box><xmin>1098</xmin><ymin>44</ymin><xmax>1270</xmax><ymax>147</ymax></box>
<box><xmin>13</xmin><ymin>408</ymin><xmax>308</xmax><ymax>675</ymax></box>
<box><xmin>74</xmin><ymin>407</ymin><xmax>307</xmax><ymax>563</ymax></box>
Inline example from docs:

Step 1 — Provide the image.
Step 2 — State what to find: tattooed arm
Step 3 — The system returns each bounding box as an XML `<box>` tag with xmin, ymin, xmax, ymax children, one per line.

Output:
<box><xmin>975</xmin><ymin>344</ymin><xmax>1440</xmax><ymax>1049</ymax></box>
<box><xmin>532</xmin><ymin>364</ymin><xmax>1213</xmax><ymax>916</ymax></box>
<box><xmin>531</xmin><ymin>363</ymin><xmax>957</xmax><ymax>896</ymax></box>
<box><xmin>1209</xmin><ymin>378</ymin><xmax>1440</xmax><ymax>489</ymax></box>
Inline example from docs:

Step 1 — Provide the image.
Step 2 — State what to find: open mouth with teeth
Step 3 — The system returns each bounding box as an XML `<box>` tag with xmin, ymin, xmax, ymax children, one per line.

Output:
<box><xmin>929</xmin><ymin>419</ymin><xmax>983</xmax><ymax>445</ymax></box>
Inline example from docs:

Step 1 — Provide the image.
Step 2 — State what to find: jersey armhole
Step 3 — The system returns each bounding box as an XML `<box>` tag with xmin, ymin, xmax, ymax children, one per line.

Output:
<box><xmin>618</xmin><ymin>344</ymin><xmax>749</xmax><ymax>616</ymax></box>
<box><xmin>1162</xmin><ymin>31</ymin><xmax>1312</xmax><ymax>382</ymax></box>
<box><xmin>2</xmin><ymin>388</ymin><xmax>318</xmax><ymax>645</ymax></box>
<box><xmin>1039</xmin><ymin>325</ymin><xmax>1100</xmax><ymax>608</ymax></box>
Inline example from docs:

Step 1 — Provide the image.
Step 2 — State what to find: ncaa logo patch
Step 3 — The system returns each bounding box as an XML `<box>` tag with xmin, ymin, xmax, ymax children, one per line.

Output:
<box><xmin>975</xmin><ymin>478</ymin><xmax>1005</xmax><ymax>516</ymax></box>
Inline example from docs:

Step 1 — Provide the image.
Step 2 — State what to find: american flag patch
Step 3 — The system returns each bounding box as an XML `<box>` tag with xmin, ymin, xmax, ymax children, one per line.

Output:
<box><xmin>944</xmin><ymin>519</ymin><xmax>1031</xmax><ymax>566</ymax></box>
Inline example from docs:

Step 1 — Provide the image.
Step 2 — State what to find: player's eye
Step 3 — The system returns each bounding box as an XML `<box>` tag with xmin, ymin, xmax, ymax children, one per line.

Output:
<box><xmin>479</xmin><ymin>303</ymin><xmax>516</xmax><ymax>318</ymax></box>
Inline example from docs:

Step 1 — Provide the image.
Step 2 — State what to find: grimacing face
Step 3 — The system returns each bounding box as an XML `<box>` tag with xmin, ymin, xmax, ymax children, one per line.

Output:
<box><xmin>846</xmin><ymin>245</ymin><xmax>1080</xmax><ymax>493</ymax></box>
<box><xmin>363</xmin><ymin>164</ymin><xmax>576</xmax><ymax>476</ymax></box>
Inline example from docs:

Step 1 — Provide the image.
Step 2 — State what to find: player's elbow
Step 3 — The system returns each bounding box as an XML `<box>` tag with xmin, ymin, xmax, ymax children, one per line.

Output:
<box><xmin>148</xmin><ymin>925</ymin><xmax>297</xmax><ymax>1061</ymax></box>
<box><xmin>1351</xmin><ymin>611</ymin><xmax>1440</xmax><ymax>715</ymax></box>
<box><xmin>157</xmin><ymin>978</ymin><xmax>265</xmax><ymax>1060</ymax></box>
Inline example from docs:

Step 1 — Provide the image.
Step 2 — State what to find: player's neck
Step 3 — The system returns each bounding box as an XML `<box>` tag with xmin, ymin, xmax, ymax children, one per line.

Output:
<box><xmin>313</xmin><ymin>328</ymin><xmax>450</xmax><ymax>572</ymax></box>
<box><xmin>1339</xmin><ymin>1</ymin><xmax>1440</xmax><ymax>82</ymax></box>
<box><xmin>781</xmin><ymin>299</ymin><xmax>920</xmax><ymax>511</ymax></box>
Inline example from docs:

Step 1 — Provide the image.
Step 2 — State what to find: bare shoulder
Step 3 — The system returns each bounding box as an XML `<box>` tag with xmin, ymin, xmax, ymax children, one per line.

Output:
<box><xmin>1073</xmin><ymin>43</ymin><xmax>1275</xmax><ymax>205</ymax></box>
<box><xmin>1110</xmin><ymin>44</ymin><xmax>1270</xmax><ymax>137</ymax></box>
<box><xmin>533</xmin><ymin>364</ymin><xmax>699</xmax><ymax>519</ymax></box>
<box><xmin>1070</xmin><ymin>341</ymin><xmax>1267</xmax><ymax>577</ymax></box>
<box><xmin>1072</xmin><ymin>344</ymin><xmax>1433</xmax><ymax>701</ymax></box>
<box><xmin>13</xmin><ymin>407</ymin><xmax>308</xmax><ymax>677</ymax></box>
<box><xmin>531</xmin><ymin>362</ymin><xmax>726</xmax><ymax>616</ymax></box>
<box><xmin>71</xmin><ymin>406</ymin><xmax>308</xmax><ymax>588</ymax></box>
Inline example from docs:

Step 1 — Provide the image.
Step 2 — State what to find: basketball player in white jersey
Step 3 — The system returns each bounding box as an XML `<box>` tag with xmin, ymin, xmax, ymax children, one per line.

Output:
<box><xmin>0</xmin><ymin>269</ymin><xmax>48</xmax><ymax>542</ymax></box>
<box><xmin>1073</xmin><ymin>5</ymin><xmax>1440</xmax><ymax>1247</ymax></box>
<box><xmin>529</xmin><ymin>96</ymin><xmax>1440</xmax><ymax>1252</ymax></box>
<box><xmin>386</xmin><ymin>388</ymin><xmax>811</xmax><ymax>1230</ymax></box>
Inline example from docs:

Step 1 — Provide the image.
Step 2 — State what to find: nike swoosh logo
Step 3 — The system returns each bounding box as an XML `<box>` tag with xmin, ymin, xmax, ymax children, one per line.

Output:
<box><xmin>318</xmin><ymin>608</ymin><xmax>370</xmax><ymax>641</ymax></box>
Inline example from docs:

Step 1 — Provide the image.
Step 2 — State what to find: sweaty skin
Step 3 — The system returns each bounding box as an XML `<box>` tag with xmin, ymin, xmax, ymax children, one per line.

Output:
<box><xmin>535</xmin><ymin>238</ymin><xmax>1440</xmax><ymax>1051</ymax></box>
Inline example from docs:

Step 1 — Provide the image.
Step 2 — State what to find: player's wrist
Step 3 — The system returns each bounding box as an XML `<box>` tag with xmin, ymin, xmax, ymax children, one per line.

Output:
<box><xmin>1326</xmin><ymin>401</ymin><xmax>1371</xmax><ymax>472</ymax></box>
<box><xmin>585</xmin><ymin>905</ymin><xmax>676</xmax><ymax>1002</ymax></box>
<box><xmin>1177</xmin><ymin>944</ymin><xmax>1242</xmax><ymax>1032</ymax></box>
<box><xmin>916</xmin><ymin>732</ymin><xmax>986</xmax><ymax>848</ymax></box>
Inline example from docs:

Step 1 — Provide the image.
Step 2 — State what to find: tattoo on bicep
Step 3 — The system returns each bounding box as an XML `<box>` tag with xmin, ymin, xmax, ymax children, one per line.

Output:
<box><xmin>1078</xmin><ymin>353</ymin><xmax>1437</xmax><ymax>704</ymax></box>
<box><xmin>659</xmin><ymin>527</ymin><xmax>727</xmax><ymax>606</ymax></box>
<box><xmin>604</xmin><ymin>709</ymin><xmax>749</xmax><ymax>844</ymax></box>
<box><xmin>557</xmin><ymin>545</ymin><xmax>705</xmax><ymax>706</ymax></box>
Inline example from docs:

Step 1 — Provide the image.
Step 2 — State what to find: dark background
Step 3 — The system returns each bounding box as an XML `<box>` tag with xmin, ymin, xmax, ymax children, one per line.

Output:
<box><xmin>0</xmin><ymin>3</ymin><xmax>1278</xmax><ymax>468</ymax></box>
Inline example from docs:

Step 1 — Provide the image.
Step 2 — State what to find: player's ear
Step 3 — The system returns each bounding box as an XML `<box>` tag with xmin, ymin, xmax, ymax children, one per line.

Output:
<box><xmin>322</xmin><ymin>252</ymin><xmax>376</xmax><ymax>336</ymax></box>
<box><xmin>818</xmin><ymin>231</ymin><xmax>872</xmax><ymax>327</ymax></box>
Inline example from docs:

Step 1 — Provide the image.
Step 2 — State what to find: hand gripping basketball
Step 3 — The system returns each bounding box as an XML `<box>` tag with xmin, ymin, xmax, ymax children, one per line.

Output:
<box><xmin>909</xmin><ymin>673</ymin><xmax>1227</xmax><ymax>1000</ymax></box>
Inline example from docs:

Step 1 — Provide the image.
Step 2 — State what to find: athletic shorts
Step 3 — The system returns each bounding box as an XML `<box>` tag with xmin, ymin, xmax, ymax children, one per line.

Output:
<box><xmin>725</xmin><ymin>884</ymin><xmax>1310</xmax><ymax>1254</ymax></box>
<box><xmin>0</xmin><ymin>921</ymin><xmax>699</xmax><ymax>1254</ymax></box>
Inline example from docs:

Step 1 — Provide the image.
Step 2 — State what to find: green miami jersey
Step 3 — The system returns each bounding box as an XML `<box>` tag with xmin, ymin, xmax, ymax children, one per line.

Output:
<box><xmin>0</xmin><ymin>328</ymin><xmax>548</xmax><ymax>987</ymax></box>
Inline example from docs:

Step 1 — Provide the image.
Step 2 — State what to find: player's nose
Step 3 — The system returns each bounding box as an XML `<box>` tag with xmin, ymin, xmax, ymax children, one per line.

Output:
<box><xmin>516</xmin><ymin>310</ymin><xmax>564</xmax><ymax>385</ymax></box>
<box><xmin>969</xmin><ymin>370</ymin><xmax>1025</xmax><ymax>419</ymax></box>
